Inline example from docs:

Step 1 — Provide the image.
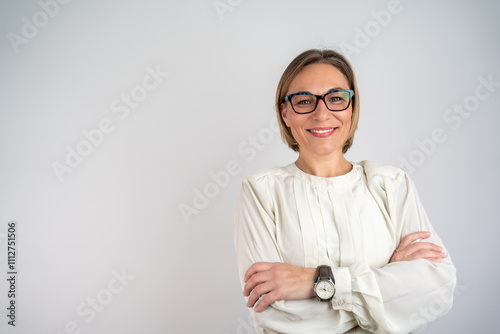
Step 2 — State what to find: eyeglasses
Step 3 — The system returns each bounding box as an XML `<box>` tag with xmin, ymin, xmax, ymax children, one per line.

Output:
<box><xmin>283</xmin><ymin>89</ymin><xmax>354</xmax><ymax>114</ymax></box>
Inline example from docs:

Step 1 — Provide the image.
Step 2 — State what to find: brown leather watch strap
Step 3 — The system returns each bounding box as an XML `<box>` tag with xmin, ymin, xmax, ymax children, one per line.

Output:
<box><xmin>317</xmin><ymin>265</ymin><xmax>335</xmax><ymax>283</ymax></box>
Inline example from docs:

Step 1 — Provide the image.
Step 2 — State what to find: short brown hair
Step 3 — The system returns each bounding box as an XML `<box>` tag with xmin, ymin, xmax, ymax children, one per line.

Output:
<box><xmin>275</xmin><ymin>49</ymin><xmax>360</xmax><ymax>153</ymax></box>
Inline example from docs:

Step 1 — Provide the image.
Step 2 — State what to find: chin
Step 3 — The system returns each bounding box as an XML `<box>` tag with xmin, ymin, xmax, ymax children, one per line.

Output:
<box><xmin>309</xmin><ymin>145</ymin><xmax>341</xmax><ymax>156</ymax></box>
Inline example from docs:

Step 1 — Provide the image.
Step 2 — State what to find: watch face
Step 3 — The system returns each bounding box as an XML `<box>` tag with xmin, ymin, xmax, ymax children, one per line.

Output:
<box><xmin>316</xmin><ymin>280</ymin><xmax>335</xmax><ymax>299</ymax></box>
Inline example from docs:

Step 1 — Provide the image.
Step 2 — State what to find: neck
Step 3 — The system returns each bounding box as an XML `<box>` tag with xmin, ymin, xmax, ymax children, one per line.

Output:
<box><xmin>295</xmin><ymin>150</ymin><xmax>352</xmax><ymax>177</ymax></box>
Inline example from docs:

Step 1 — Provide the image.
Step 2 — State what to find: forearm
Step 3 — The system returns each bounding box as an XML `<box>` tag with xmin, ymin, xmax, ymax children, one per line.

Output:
<box><xmin>332</xmin><ymin>259</ymin><xmax>456</xmax><ymax>334</ymax></box>
<box><xmin>244</xmin><ymin>263</ymin><xmax>316</xmax><ymax>312</ymax></box>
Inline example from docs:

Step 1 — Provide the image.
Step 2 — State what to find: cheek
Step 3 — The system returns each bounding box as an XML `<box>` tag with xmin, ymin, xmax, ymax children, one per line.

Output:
<box><xmin>287</xmin><ymin>117</ymin><xmax>307</xmax><ymax>140</ymax></box>
<box><xmin>281</xmin><ymin>108</ymin><xmax>290</xmax><ymax>127</ymax></box>
<box><xmin>345</xmin><ymin>115</ymin><xmax>352</xmax><ymax>128</ymax></box>
<box><xmin>289</xmin><ymin>117</ymin><xmax>306</xmax><ymax>133</ymax></box>
<box><xmin>343</xmin><ymin>114</ymin><xmax>353</xmax><ymax>139</ymax></box>
<box><xmin>284</xmin><ymin>110</ymin><xmax>300</xmax><ymax>128</ymax></box>
<box><xmin>342</xmin><ymin>110</ymin><xmax>353</xmax><ymax>127</ymax></box>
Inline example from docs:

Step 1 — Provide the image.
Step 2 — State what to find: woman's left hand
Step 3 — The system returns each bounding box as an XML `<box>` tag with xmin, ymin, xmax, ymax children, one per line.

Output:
<box><xmin>243</xmin><ymin>262</ymin><xmax>316</xmax><ymax>312</ymax></box>
<box><xmin>390</xmin><ymin>231</ymin><xmax>445</xmax><ymax>263</ymax></box>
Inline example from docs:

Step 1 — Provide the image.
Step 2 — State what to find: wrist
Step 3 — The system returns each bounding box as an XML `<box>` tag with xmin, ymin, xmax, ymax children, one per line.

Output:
<box><xmin>304</xmin><ymin>267</ymin><xmax>316</xmax><ymax>298</ymax></box>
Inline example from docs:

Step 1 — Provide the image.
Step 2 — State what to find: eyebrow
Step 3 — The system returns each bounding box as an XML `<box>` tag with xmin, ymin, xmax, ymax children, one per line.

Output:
<box><xmin>291</xmin><ymin>87</ymin><xmax>349</xmax><ymax>95</ymax></box>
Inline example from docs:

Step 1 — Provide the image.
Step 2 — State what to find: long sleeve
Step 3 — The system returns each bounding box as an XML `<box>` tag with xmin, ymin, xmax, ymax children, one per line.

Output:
<box><xmin>234</xmin><ymin>162</ymin><xmax>456</xmax><ymax>334</ymax></box>
<box><xmin>338</xmin><ymin>166</ymin><xmax>457</xmax><ymax>333</ymax></box>
<box><xmin>234</xmin><ymin>177</ymin><xmax>283</xmax><ymax>276</ymax></box>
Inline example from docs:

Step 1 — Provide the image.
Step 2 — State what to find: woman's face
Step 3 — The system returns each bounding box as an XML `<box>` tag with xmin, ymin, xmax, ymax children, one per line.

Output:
<box><xmin>281</xmin><ymin>63</ymin><xmax>353</xmax><ymax>158</ymax></box>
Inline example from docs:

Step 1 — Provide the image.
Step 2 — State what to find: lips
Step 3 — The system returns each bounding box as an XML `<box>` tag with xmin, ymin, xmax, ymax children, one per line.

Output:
<box><xmin>307</xmin><ymin>127</ymin><xmax>337</xmax><ymax>137</ymax></box>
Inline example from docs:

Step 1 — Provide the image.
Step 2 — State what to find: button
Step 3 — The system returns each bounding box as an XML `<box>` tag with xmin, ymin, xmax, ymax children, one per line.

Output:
<box><xmin>337</xmin><ymin>299</ymin><xmax>344</xmax><ymax>306</ymax></box>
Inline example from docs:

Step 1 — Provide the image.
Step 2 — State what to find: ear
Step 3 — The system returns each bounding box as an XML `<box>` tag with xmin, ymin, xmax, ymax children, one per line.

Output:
<box><xmin>280</xmin><ymin>103</ymin><xmax>290</xmax><ymax>127</ymax></box>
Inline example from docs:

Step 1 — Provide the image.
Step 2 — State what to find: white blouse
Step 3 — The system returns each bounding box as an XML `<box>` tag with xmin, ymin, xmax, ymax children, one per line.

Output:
<box><xmin>234</xmin><ymin>161</ymin><xmax>456</xmax><ymax>334</ymax></box>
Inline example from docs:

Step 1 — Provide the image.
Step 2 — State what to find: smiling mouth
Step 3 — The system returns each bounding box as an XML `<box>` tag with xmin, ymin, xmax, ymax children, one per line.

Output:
<box><xmin>307</xmin><ymin>128</ymin><xmax>336</xmax><ymax>134</ymax></box>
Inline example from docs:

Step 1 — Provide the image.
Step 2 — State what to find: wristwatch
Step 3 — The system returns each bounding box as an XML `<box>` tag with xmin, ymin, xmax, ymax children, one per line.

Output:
<box><xmin>313</xmin><ymin>265</ymin><xmax>335</xmax><ymax>302</ymax></box>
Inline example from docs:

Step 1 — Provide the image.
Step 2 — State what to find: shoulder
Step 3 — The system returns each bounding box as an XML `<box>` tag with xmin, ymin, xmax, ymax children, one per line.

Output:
<box><xmin>358</xmin><ymin>160</ymin><xmax>405</xmax><ymax>181</ymax></box>
<box><xmin>243</xmin><ymin>165</ymin><xmax>293</xmax><ymax>185</ymax></box>
<box><xmin>239</xmin><ymin>165</ymin><xmax>295</xmax><ymax>203</ymax></box>
<box><xmin>357</xmin><ymin>160</ymin><xmax>408</xmax><ymax>193</ymax></box>
<box><xmin>237</xmin><ymin>166</ymin><xmax>293</xmax><ymax>212</ymax></box>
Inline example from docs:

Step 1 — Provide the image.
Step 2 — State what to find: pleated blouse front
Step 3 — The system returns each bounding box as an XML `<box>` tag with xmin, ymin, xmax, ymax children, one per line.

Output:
<box><xmin>282</xmin><ymin>162</ymin><xmax>396</xmax><ymax>269</ymax></box>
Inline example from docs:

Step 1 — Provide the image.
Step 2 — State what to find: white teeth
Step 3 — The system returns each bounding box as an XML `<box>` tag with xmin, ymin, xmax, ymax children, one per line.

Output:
<box><xmin>309</xmin><ymin>128</ymin><xmax>334</xmax><ymax>134</ymax></box>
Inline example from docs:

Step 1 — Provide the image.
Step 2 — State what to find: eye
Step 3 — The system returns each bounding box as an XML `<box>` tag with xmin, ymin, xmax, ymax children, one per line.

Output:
<box><xmin>327</xmin><ymin>96</ymin><xmax>342</xmax><ymax>103</ymax></box>
<box><xmin>292</xmin><ymin>94</ymin><xmax>315</xmax><ymax>106</ymax></box>
<box><xmin>296</xmin><ymin>98</ymin><xmax>312</xmax><ymax>105</ymax></box>
<box><xmin>326</xmin><ymin>91</ymin><xmax>349</xmax><ymax>104</ymax></box>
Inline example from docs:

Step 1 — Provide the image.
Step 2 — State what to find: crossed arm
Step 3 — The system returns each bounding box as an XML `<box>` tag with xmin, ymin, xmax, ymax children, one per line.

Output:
<box><xmin>243</xmin><ymin>231</ymin><xmax>446</xmax><ymax>313</ymax></box>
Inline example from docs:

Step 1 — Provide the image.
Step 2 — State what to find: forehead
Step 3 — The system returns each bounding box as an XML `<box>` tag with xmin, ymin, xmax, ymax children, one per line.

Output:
<box><xmin>288</xmin><ymin>63</ymin><xmax>349</xmax><ymax>93</ymax></box>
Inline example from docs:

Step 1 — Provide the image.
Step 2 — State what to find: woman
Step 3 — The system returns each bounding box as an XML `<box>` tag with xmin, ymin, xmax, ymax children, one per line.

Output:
<box><xmin>234</xmin><ymin>49</ymin><xmax>456</xmax><ymax>334</ymax></box>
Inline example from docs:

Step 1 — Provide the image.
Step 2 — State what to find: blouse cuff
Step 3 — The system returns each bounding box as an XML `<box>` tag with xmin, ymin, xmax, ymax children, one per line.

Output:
<box><xmin>331</xmin><ymin>267</ymin><xmax>352</xmax><ymax>312</ymax></box>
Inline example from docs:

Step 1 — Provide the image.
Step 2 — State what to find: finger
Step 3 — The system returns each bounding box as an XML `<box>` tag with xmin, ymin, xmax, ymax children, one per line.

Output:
<box><xmin>390</xmin><ymin>250</ymin><xmax>445</xmax><ymax>263</ymax></box>
<box><xmin>244</xmin><ymin>262</ymin><xmax>273</xmax><ymax>283</ymax></box>
<box><xmin>246</xmin><ymin>281</ymin><xmax>274</xmax><ymax>308</ymax></box>
<box><xmin>243</xmin><ymin>270</ymin><xmax>272</xmax><ymax>297</ymax></box>
<box><xmin>407</xmin><ymin>249</ymin><xmax>446</xmax><ymax>261</ymax></box>
<box><xmin>243</xmin><ymin>262</ymin><xmax>262</xmax><ymax>283</ymax></box>
<box><xmin>398</xmin><ymin>231</ymin><xmax>431</xmax><ymax>250</ymax></box>
<box><xmin>255</xmin><ymin>290</ymin><xmax>281</xmax><ymax>313</ymax></box>
<box><xmin>405</xmin><ymin>242</ymin><xmax>442</xmax><ymax>255</ymax></box>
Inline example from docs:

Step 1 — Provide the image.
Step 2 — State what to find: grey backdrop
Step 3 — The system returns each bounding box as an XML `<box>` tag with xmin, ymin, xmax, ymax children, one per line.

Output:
<box><xmin>1</xmin><ymin>0</ymin><xmax>499</xmax><ymax>333</ymax></box>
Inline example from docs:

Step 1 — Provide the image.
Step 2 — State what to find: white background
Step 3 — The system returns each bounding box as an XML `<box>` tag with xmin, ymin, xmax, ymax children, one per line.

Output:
<box><xmin>0</xmin><ymin>0</ymin><xmax>499</xmax><ymax>333</ymax></box>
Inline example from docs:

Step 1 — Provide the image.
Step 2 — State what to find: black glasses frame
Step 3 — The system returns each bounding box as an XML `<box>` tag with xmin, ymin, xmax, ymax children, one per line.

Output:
<box><xmin>283</xmin><ymin>89</ymin><xmax>355</xmax><ymax>114</ymax></box>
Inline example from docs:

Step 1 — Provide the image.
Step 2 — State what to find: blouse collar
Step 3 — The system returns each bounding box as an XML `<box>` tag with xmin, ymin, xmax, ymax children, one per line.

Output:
<box><xmin>285</xmin><ymin>161</ymin><xmax>363</xmax><ymax>188</ymax></box>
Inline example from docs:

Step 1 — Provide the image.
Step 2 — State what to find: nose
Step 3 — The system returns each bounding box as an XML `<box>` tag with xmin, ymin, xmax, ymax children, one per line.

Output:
<box><xmin>312</xmin><ymin>97</ymin><xmax>331</xmax><ymax>121</ymax></box>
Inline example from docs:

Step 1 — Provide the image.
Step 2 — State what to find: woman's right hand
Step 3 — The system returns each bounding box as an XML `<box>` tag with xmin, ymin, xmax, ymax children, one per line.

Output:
<box><xmin>243</xmin><ymin>262</ymin><xmax>316</xmax><ymax>313</ymax></box>
<box><xmin>389</xmin><ymin>231</ymin><xmax>446</xmax><ymax>263</ymax></box>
